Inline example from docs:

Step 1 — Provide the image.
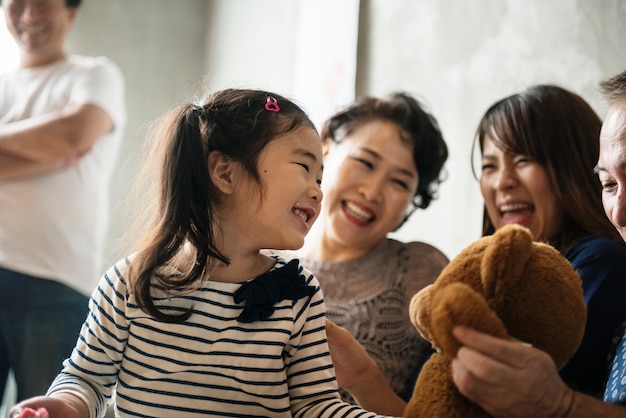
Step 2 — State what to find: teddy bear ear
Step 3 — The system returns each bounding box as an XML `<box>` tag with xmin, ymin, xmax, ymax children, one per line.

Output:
<box><xmin>481</xmin><ymin>224</ymin><xmax>533</xmax><ymax>298</ymax></box>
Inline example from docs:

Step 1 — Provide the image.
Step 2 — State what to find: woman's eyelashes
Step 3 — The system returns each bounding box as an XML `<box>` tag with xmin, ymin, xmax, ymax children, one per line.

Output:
<box><xmin>393</xmin><ymin>178</ymin><xmax>410</xmax><ymax>190</ymax></box>
<box><xmin>481</xmin><ymin>155</ymin><xmax>531</xmax><ymax>172</ymax></box>
<box><xmin>351</xmin><ymin>156</ymin><xmax>411</xmax><ymax>190</ymax></box>
<box><xmin>599</xmin><ymin>175</ymin><xmax>618</xmax><ymax>193</ymax></box>
<box><xmin>353</xmin><ymin>157</ymin><xmax>374</xmax><ymax>169</ymax></box>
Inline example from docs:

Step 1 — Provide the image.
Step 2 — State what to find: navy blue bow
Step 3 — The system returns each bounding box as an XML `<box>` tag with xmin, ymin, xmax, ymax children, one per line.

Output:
<box><xmin>233</xmin><ymin>259</ymin><xmax>315</xmax><ymax>323</ymax></box>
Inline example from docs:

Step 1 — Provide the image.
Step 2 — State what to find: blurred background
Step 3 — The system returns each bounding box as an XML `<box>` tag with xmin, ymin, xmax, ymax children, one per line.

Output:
<box><xmin>2</xmin><ymin>0</ymin><xmax>626</xmax><ymax>275</ymax></box>
<box><xmin>1</xmin><ymin>0</ymin><xmax>626</xmax><ymax>414</ymax></box>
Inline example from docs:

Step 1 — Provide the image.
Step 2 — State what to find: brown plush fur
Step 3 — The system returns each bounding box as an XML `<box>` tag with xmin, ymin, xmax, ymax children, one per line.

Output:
<box><xmin>404</xmin><ymin>224</ymin><xmax>587</xmax><ymax>418</ymax></box>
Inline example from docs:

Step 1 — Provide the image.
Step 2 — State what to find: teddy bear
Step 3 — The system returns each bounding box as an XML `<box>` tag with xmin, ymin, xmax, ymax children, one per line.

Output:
<box><xmin>404</xmin><ymin>224</ymin><xmax>587</xmax><ymax>418</ymax></box>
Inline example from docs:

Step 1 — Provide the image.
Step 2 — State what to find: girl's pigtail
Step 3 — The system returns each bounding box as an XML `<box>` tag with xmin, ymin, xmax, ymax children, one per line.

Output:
<box><xmin>132</xmin><ymin>104</ymin><xmax>227</xmax><ymax>323</ymax></box>
<box><xmin>180</xmin><ymin>105</ymin><xmax>230</xmax><ymax>280</ymax></box>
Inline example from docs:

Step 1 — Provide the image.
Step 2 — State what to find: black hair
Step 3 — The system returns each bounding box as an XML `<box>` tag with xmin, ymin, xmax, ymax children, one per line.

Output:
<box><xmin>472</xmin><ymin>85</ymin><xmax>621</xmax><ymax>252</ymax></box>
<box><xmin>129</xmin><ymin>88</ymin><xmax>315</xmax><ymax>322</ymax></box>
<box><xmin>320</xmin><ymin>92</ymin><xmax>448</xmax><ymax>226</ymax></box>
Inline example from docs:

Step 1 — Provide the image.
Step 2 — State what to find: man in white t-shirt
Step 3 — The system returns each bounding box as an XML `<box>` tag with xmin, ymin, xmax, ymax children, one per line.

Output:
<box><xmin>0</xmin><ymin>0</ymin><xmax>125</xmax><ymax>403</ymax></box>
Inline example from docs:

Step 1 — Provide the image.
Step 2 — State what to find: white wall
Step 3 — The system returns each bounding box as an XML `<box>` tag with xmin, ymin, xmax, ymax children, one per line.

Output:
<box><xmin>204</xmin><ymin>0</ymin><xmax>300</xmax><ymax>94</ymax></box>
<box><xmin>203</xmin><ymin>0</ymin><xmax>360</xmax><ymax>129</ymax></box>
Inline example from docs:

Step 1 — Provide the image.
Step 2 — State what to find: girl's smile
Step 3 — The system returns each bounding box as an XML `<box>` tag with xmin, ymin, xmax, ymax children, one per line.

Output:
<box><xmin>226</xmin><ymin>126</ymin><xmax>323</xmax><ymax>253</ymax></box>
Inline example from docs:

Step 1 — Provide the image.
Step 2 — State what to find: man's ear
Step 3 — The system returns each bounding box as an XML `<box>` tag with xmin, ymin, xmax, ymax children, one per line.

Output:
<box><xmin>208</xmin><ymin>151</ymin><xmax>237</xmax><ymax>194</ymax></box>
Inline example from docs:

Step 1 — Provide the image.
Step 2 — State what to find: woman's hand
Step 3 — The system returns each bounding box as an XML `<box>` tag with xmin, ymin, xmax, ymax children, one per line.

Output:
<box><xmin>452</xmin><ymin>326</ymin><xmax>573</xmax><ymax>418</ymax></box>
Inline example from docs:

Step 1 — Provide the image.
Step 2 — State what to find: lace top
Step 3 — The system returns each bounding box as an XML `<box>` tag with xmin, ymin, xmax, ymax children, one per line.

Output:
<box><xmin>295</xmin><ymin>238</ymin><xmax>449</xmax><ymax>402</ymax></box>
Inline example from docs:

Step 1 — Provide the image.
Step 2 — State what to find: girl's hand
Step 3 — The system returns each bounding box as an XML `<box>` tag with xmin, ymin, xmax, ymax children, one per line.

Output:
<box><xmin>13</xmin><ymin>407</ymin><xmax>49</xmax><ymax>418</ymax></box>
<box><xmin>325</xmin><ymin>319</ymin><xmax>407</xmax><ymax>416</ymax></box>
<box><xmin>9</xmin><ymin>395</ymin><xmax>87</xmax><ymax>418</ymax></box>
<box><xmin>325</xmin><ymin>319</ymin><xmax>375</xmax><ymax>390</ymax></box>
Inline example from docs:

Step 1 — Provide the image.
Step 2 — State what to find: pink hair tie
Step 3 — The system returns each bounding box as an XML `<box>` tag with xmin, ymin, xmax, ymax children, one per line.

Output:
<box><xmin>265</xmin><ymin>96</ymin><xmax>280</xmax><ymax>112</ymax></box>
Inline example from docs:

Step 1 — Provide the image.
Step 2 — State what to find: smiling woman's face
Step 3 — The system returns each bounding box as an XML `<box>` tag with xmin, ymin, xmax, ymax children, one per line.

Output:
<box><xmin>318</xmin><ymin>119</ymin><xmax>418</xmax><ymax>257</ymax></box>
<box><xmin>480</xmin><ymin>135</ymin><xmax>563</xmax><ymax>242</ymax></box>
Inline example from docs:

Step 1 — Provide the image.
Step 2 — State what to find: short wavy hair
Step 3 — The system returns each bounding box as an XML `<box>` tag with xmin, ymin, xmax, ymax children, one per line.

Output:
<box><xmin>320</xmin><ymin>92</ymin><xmax>448</xmax><ymax>223</ymax></box>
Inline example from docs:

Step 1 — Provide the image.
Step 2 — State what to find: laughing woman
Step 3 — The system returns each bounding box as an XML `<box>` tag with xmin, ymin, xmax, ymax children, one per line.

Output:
<box><xmin>475</xmin><ymin>85</ymin><xmax>626</xmax><ymax>397</ymax></box>
<box><xmin>279</xmin><ymin>92</ymin><xmax>449</xmax><ymax>412</ymax></box>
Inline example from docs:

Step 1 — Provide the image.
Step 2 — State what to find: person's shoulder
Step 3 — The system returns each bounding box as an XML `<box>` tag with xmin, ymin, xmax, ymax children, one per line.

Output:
<box><xmin>67</xmin><ymin>54</ymin><xmax>124</xmax><ymax>80</ymax></box>
<box><xmin>106</xmin><ymin>255</ymin><xmax>134</xmax><ymax>280</ymax></box>
<box><xmin>0</xmin><ymin>67</ymin><xmax>16</xmax><ymax>80</ymax></box>
<box><xmin>68</xmin><ymin>54</ymin><xmax>119</xmax><ymax>68</ymax></box>
<box><xmin>568</xmin><ymin>234</ymin><xmax>626</xmax><ymax>257</ymax></box>
<box><xmin>94</xmin><ymin>255</ymin><xmax>134</xmax><ymax>299</ymax></box>
<box><xmin>0</xmin><ymin>65</ymin><xmax>25</xmax><ymax>86</ymax></box>
<box><xmin>565</xmin><ymin>234</ymin><xmax>626</xmax><ymax>272</ymax></box>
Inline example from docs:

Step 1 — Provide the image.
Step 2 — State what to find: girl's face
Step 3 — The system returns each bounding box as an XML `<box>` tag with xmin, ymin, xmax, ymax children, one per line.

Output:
<box><xmin>318</xmin><ymin>119</ymin><xmax>418</xmax><ymax>258</ymax></box>
<box><xmin>480</xmin><ymin>135</ymin><xmax>562</xmax><ymax>242</ymax></box>
<box><xmin>230</xmin><ymin>126</ymin><xmax>324</xmax><ymax>252</ymax></box>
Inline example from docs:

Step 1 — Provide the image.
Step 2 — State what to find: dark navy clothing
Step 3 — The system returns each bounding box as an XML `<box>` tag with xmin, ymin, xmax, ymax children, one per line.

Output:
<box><xmin>0</xmin><ymin>267</ymin><xmax>89</xmax><ymax>401</ymax></box>
<box><xmin>561</xmin><ymin>235</ymin><xmax>626</xmax><ymax>397</ymax></box>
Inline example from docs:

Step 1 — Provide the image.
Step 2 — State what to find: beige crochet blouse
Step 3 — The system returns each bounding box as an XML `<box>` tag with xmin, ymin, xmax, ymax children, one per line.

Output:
<box><xmin>295</xmin><ymin>238</ymin><xmax>449</xmax><ymax>403</ymax></box>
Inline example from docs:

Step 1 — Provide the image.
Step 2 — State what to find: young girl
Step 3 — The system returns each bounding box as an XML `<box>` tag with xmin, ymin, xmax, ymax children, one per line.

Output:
<box><xmin>10</xmin><ymin>89</ymin><xmax>391</xmax><ymax>418</ymax></box>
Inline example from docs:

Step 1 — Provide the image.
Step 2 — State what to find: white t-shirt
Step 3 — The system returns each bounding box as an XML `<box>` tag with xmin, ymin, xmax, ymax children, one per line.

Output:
<box><xmin>0</xmin><ymin>55</ymin><xmax>126</xmax><ymax>296</ymax></box>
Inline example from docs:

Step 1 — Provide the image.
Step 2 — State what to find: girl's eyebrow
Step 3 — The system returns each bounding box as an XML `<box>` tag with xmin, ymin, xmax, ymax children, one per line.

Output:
<box><xmin>294</xmin><ymin>148</ymin><xmax>319</xmax><ymax>162</ymax></box>
<box><xmin>294</xmin><ymin>148</ymin><xmax>324</xmax><ymax>172</ymax></box>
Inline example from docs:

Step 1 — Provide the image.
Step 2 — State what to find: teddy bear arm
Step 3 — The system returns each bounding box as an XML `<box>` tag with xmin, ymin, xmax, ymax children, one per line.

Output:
<box><xmin>410</xmin><ymin>284</ymin><xmax>435</xmax><ymax>342</ymax></box>
<box><xmin>430</xmin><ymin>282</ymin><xmax>509</xmax><ymax>359</ymax></box>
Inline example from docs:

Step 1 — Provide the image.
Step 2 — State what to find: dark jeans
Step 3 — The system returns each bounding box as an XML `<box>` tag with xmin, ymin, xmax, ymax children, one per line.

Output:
<box><xmin>0</xmin><ymin>266</ymin><xmax>89</xmax><ymax>402</ymax></box>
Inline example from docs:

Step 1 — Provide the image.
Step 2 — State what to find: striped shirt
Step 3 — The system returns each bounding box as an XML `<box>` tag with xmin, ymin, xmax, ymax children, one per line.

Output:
<box><xmin>47</xmin><ymin>256</ymin><xmax>389</xmax><ymax>417</ymax></box>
